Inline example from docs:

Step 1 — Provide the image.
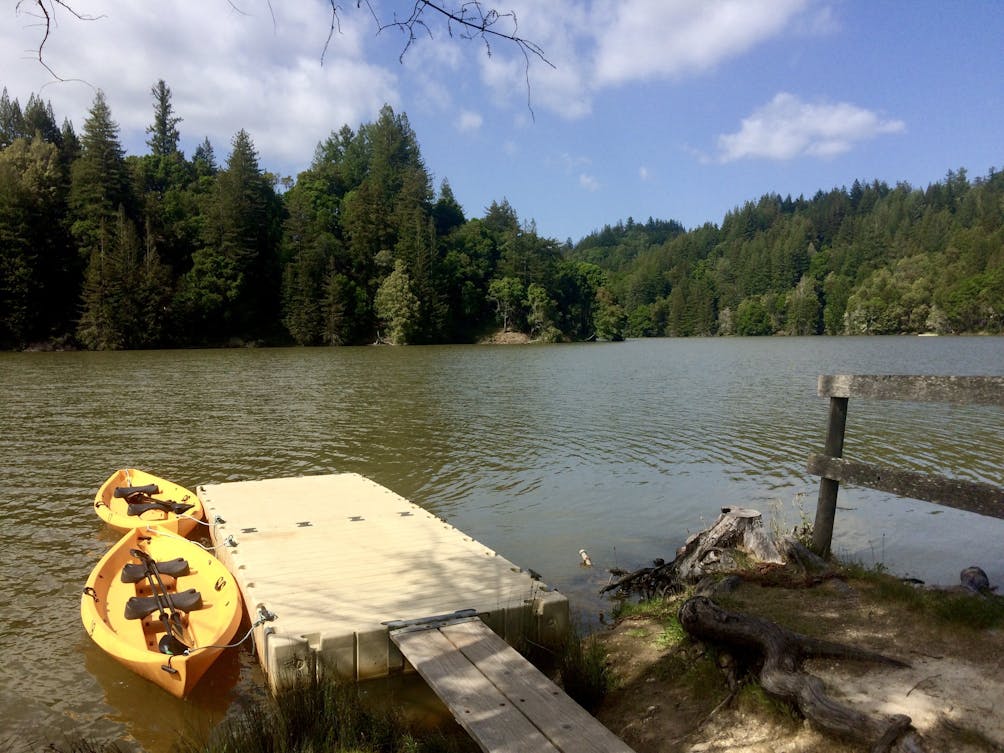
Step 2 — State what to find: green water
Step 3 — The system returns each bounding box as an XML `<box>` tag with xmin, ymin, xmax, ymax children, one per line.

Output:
<box><xmin>1</xmin><ymin>337</ymin><xmax>1002</xmax><ymax>749</ymax></box>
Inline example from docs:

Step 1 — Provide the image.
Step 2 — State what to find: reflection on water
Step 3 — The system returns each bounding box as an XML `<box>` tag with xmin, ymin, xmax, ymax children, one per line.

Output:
<box><xmin>1</xmin><ymin>336</ymin><xmax>1002</xmax><ymax>749</ymax></box>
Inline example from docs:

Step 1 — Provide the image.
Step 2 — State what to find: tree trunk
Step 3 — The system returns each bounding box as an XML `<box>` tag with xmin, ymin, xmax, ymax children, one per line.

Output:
<box><xmin>602</xmin><ymin>507</ymin><xmax>783</xmax><ymax>598</ymax></box>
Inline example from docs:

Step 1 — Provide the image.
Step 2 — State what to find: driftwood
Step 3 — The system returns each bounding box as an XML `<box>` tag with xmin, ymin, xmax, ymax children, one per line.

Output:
<box><xmin>679</xmin><ymin>596</ymin><xmax>927</xmax><ymax>753</ymax></box>
<box><xmin>602</xmin><ymin>507</ymin><xmax>783</xmax><ymax>598</ymax></box>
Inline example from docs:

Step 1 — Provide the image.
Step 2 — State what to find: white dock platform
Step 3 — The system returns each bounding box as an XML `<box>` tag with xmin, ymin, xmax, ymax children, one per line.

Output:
<box><xmin>197</xmin><ymin>474</ymin><xmax>568</xmax><ymax>687</ymax></box>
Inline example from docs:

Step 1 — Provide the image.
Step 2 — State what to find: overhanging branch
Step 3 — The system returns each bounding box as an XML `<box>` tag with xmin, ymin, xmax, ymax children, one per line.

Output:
<box><xmin>17</xmin><ymin>0</ymin><xmax>104</xmax><ymax>82</ymax></box>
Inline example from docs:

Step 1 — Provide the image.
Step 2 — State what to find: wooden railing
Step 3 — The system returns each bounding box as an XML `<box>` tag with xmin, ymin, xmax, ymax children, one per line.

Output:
<box><xmin>808</xmin><ymin>375</ymin><xmax>1004</xmax><ymax>557</ymax></box>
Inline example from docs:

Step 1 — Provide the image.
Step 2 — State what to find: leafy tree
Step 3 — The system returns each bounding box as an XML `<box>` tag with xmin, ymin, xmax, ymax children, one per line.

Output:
<box><xmin>374</xmin><ymin>259</ymin><xmax>419</xmax><ymax>344</ymax></box>
<box><xmin>821</xmin><ymin>273</ymin><xmax>851</xmax><ymax>334</ymax></box>
<box><xmin>552</xmin><ymin>260</ymin><xmax>605</xmax><ymax>339</ymax></box>
<box><xmin>0</xmin><ymin>136</ymin><xmax>70</xmax><ymax>346</ymax></box>
<box><xmin>785</xmin><ymin>274</ymin><xmax>821</xmax><ymax>335</ymax></box>
<box><xmin>526</xmin><ymin>282</ymin><xmax>559</xmax><ymax>342</ymax></box>
<box><xmin>593</xmin><ymin>287</ymin><xmax>626</xmax><ymax>341</ymax></box>
<box><xmin>487</xmin><ymin>276</ymin><xmax>525</xmax><ymax>332</ymax></box>
<box><xmin>937</xmin><ymin>269</ymin><xmax>1004</xmax><ymax>333</ymax></box>
<box><xmin>735</xmin><ymin>297</ymin><xmax>773</xmax><ymax>336</ymax></box>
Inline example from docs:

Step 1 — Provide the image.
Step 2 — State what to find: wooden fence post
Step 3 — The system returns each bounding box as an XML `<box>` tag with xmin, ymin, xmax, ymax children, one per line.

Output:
<box><xmin>811</xmin><ymin>396</ymin><xmax>848</xmax><ymax>557</ymax></box>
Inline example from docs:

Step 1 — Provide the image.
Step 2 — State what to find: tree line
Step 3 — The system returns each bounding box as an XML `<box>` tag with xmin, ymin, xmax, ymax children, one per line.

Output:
<box><xmin>0</xmin><ymin>82</ymin><xmax>624</xmax><ymax>350</ymax></box>
<box><xmin>571</xmin><ymin>171</ymin><xmax>1003</xmax><ymax>337</ymax></box>
<box><xmin>1</xmin><ymin>82</ymin><xmax>1001</xmax><ymax>351</ymax></box>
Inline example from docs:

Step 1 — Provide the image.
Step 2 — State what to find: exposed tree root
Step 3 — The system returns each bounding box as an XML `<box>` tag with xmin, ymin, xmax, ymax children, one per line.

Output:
<box><xmin>678</xmin><ymin>596</ymin><xmax>928</xmax><ymax>753</ymax></box>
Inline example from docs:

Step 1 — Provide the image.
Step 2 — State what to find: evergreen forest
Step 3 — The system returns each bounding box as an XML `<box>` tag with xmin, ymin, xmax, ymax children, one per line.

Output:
<box><xmin>1</xmin><ymin>82</ymin><xmax>1002</xmax><ymax>351</ymax></box>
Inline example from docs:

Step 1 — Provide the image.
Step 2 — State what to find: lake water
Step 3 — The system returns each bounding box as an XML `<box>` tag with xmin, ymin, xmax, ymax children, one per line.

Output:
<box><xmin>2</xmin><ymin>336</ymin><xmax>1002</xmax><ymax>750</ymax></box>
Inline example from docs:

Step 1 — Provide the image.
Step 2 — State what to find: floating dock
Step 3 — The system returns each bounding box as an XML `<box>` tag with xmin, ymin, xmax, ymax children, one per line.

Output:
<box><xmin>197</xmin><ymin>474</ymin><xmax>569</xmax><ymax>687</ymax></box>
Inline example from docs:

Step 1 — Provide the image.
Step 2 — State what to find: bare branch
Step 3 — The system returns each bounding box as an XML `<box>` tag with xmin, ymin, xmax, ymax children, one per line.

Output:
<box><xmin>360</xmin><ymin>0</ymin><xmax>554</xmax><ymax>120</ymax></box>
<box><xmin>16</xmin><ymin>0</ymin><xmax>104</xmax><ymax>82</ymax></box>
<box><xmin>321</xmin><ymin>1</ymin><xmax>344</xmax><ymax>66</ymax></box>
<box><xmin>19</xmin><ymin>1</ymin><xmax>553</xmax><ymax>116</ymax></box>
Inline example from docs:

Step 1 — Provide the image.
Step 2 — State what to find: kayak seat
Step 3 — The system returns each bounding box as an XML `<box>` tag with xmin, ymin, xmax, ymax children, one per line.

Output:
<box><xmin>121</xmin><ymin>557</ymin><xmax>190</xmax><ymax>584</ymax></box>
<box><xmin>126</xmin><ymin>497</ymin><xmax>195</xmax><ymax>517</ymax></box>
<box><xmin>114</xmin><ymin>484</ymin><xmax>160</xmax><ymax>498</ymax></box>
<box><xmin>124</xmin><ymin>588</ymin><xmax>203</xmax><ymax>620</ymax></box>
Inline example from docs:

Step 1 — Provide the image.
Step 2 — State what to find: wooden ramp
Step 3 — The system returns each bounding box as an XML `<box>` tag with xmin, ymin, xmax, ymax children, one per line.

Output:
<box><xmin>391</xmin><ymin>616</ymin><xmax>635</xmax><ymax>753</ymax></box>
<box><xmin>197</xmin><ymin>474</ymin><xmax>568</xmax><ymax>688</ymax></box>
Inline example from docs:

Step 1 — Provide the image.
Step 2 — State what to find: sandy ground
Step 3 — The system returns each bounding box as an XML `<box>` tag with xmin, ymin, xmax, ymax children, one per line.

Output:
<box><xmin>594</xmin><ymin>577</ymin><xmax>1004</xmax><ymax>753</ymax></box>
<box><xmin>479</xmin><ymin>330</ymin><xmax>532</xmax><ymax>344</ymax></box>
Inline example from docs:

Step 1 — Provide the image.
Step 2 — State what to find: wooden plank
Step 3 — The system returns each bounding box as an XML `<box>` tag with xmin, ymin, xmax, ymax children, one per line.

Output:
<box><xmin>392</xmin><ymin>627</ymin><xmax>560</xmax><ymax>753</ymax></box>
<box><xmin>817</xmin><ymin>375</ymin><xmax>1004</xmax><ymax>406</ymax></box>
<box><xmin>440</xmin><ymin>620</ymin><xmax>635</xmax><ymax>753</ymax></box>
<box><xmin>807</xmin><ymin>453</ymin><xmax>1004</xmax><ymax>519</ymax></box>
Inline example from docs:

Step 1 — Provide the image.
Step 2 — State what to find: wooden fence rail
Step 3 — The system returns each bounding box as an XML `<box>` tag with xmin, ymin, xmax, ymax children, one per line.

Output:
<box><xmin>809</xmin><ymin>375</ymin><xmax>1004</xmax><ymax>557</ymax></box>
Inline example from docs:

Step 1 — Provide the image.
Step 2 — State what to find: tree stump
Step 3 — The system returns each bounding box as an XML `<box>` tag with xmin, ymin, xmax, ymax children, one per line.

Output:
<box><xmin>673</xmin><ymin>507</ymin><xmax>783</xmax><ymax>581</ymax></box>
<box><xmin>602</xmin><ymin>507</ymin><xmax>783</xmax><ymax>598</ymax></box>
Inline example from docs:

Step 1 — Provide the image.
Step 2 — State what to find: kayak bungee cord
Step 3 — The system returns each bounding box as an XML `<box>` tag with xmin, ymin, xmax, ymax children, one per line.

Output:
<box><xmin>144</xmin><ymin>523</ymin><xmax>233</xmax><ymax>553</ymax></box>
<box><xmin>163</xmin><ymin>606</ymin><xmax>276</xmax><ymax>670</ymax></box>
<box><xmin>129</xmin><ymin>547</ymin><xmax>189</xmax><ymax>655</ymax></box>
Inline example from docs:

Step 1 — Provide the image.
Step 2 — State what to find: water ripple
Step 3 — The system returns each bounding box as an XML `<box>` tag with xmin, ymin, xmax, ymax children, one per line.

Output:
<box><xmin>2</xmin><ymin>337</ymin><xmax>1003</xmax><ymax>748</ymax></box>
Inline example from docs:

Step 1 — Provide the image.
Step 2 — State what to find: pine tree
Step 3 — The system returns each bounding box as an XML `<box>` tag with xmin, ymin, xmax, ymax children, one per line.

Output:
<box><xmin>193</xmin><ymin>137</ymin><xmax>217</xmax><ymax>176</ymax></box>
<box><xmin>432</xmin><ymin>178</ymin><xmax>465</xmax><ymax>237</ymax></box>
<box><xmin>23</xmin><ymin>94</ymin><xmax>61</xmax><ymax>145</ymax></box>
<box><xmin>180</xmin><ymin>129</ymin><xmax>281</xmax><ymax>341</ymax></box>
<box><xmin>69</xmin><ymin>91</ymin><xmax>131</xmax><ymax>259</ymax></box>
<box><xmin>146</xmin><ymin>80</ymin><xmax>182</xmax><ymax>157</ymax></box>
<box><xmin>0</xmin><ymin>87</ymin><xmax>26</xmax><ymax>147</ymax></box>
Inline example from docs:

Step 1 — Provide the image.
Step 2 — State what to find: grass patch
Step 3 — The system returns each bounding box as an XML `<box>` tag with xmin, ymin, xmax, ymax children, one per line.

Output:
<box><xmin>735</xmin><ymin>682</ymin><xmax>800</xmax><ymax>727</ymax></box>
<box><xmin>179</xmin><ymin>674</ymin><xmax>474</xmax><ymax>753</ymax></box>
<box><xmin>612</xmin><ymin>596</ymin><xmax>680</xmax><ymax>622</ymax></box>
<box><xmin>841</xmin><ymin>563</ymin><xmax>1004</xmax><ymax>630</ymax></box>
<box><xmin>654</xmin><ymin>615</ymin><xmax>687</xmax><ymax>650</ymax></box>
<box><xmin>554</xmin><ymin>624</ymin><xmax>610</xmax><ymax>712</ymax></box>
<box><xmin>675</xmin><ymin>652</ymin><xmax>728</xmax><ymax>704</ymax></box>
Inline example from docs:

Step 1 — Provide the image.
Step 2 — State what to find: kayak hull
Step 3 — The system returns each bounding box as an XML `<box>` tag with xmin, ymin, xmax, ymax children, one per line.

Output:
<box><xmin>80</xmin><ymin>526</ymin><xmax>243</xmax><ymax>698</ymax></box>
<box><xmin>94</xmin><ymin>468</ymin><xmax>205</xmax><ymax>535</ymax></box>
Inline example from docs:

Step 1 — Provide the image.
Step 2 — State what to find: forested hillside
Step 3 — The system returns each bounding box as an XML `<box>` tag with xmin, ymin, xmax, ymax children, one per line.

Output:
<box><xmin>570</xmin><ymin>171</ymin><xmax>1004</xmax><ymax>337</ymax></box>
<box><xmin>0</xmin><ymin>83</ymin><xmax>622</xmax><ymax>350</ymax></box>
<box><xmin>1</xmin><ymin>82</ymin><xmax>1001</xmax><ymax>351</ymax></box>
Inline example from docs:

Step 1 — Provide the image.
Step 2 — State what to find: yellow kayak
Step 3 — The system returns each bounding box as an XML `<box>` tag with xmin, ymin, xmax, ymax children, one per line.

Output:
<box><xmin>94</xmin><ymin>469</ymin><xmax>205</xmax><ymax>536</ymax></box>
<box><xmin>81</xmin><ymin>525</ymin><xmax>244</xmax><ymax>698</ymax></box>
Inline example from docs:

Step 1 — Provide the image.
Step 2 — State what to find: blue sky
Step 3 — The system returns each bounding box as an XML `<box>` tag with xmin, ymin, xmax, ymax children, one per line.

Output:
<box><xmin>3</xmin><ymin>1</ymin><xmax>1002</xmax><ymax>243</ymax></box>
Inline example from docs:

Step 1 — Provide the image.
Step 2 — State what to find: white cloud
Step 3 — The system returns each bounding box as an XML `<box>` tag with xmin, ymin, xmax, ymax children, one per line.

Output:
<box><xmin>472</xmin><ymin>0</ymin><xmax>817</xmax><ymax>118</ymax></box>
<box><xmin>579</xmin><ymin>173</ymin><xmax>600</xmax><ymax>191</ymax></box>
<box><xmin>2</xmin><ymin>2</ymin><xmax>397</xmax><ymax>175</ymax></box>
<box><xmin>476</xmin><ymin>0</ymin><xmax>594</xmax><ymax>119</ymax></box>
<box><xmin>715</xmin><ymin>92</ymin><xmax>905</xmax><ymax>162</ymax></box>
<box><xmin>592</xmin><ymin>0</ymin><xmax>810</xmax><ymax>86</ymax></box>
<box><xmin>639</xmin><ymin>166</ymin><xmax>651</xmax><ymax>180</ymax></box>
<box><xmin>457</xmin><ymin>110</ymin><xmax>483</xmax><ymax>132</ymax></box>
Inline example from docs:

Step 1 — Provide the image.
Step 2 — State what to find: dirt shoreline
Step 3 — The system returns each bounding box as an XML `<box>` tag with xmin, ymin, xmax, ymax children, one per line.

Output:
<box><xmin>593</xmin><ymin>572</ymin><xmax>1004</xmax><ymax>753</ymax></box>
